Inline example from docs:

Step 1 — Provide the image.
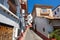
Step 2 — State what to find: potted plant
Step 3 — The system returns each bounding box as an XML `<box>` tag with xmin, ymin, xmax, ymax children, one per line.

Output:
<box><xmin>50</xmin><ymin>29</ymin><xmax>60</xmax><ymax>40</ymax></box>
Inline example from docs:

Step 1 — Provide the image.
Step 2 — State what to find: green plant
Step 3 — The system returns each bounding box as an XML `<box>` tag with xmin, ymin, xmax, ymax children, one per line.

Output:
<box><xmin>50</xmin><ymin>29</ymin><xmax>60</xmax><ymax>40</ymax></box>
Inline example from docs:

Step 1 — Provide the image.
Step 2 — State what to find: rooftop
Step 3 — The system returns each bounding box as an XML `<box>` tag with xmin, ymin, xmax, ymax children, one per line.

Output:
<box><xmin>34</xmin><ymin>4</ymin><xmax>53</xmax><ymax>9</ymax></box>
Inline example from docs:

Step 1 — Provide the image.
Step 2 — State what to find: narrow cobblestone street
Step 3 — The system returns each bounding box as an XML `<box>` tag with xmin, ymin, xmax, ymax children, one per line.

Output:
<box><xmin>24</xmin><ymin>29</ymin><xmax>43</xmax><ymax>40</ymax></box>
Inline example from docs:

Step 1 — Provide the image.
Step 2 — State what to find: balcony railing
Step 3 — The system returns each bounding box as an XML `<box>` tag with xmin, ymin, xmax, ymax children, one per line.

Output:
<box><xmin>0</xmin><ymin>3</ymin><xmax>19</xmax><ymax>19</ymax></box>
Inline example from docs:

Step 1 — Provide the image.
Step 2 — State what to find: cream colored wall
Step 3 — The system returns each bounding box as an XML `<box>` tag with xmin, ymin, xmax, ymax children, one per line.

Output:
<box><xmin>36</xmin><ymin>8</ymin><xmax>53</xmax><ymax>17</ymax></box>
<box><xmin>36</xmin><ymin>8</ymin><xmax>41</xmax><ymax>17</ymax></box>
<box><xmin>48</xmin><ymin>9</ymin><xmax>53</xmax><ymax>17</ymax></box>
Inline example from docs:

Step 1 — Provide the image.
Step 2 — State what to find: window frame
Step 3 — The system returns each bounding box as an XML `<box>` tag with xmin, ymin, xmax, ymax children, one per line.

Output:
<box><xmin>43</xmin><ymin>28</ymin><xmax>45</xmax><ymax>32</ymax></box>
<box><xmin>57</xmin><ymin>8</ymin><xmax>59</xmax><ymax>12</ymax></box>
<box><xmin>41</xmin><ymin>8</ymin><xmax>48</xmax><ymax>13</ymax></box>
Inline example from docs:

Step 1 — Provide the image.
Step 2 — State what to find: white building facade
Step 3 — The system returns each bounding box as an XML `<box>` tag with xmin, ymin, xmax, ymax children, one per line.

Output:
<box><xmin>32</xmin><ymin>4</ymin><xmax>53</xmax><ymax>40</ymax></box>
<box><xmin>53</xmin><ymin>6</ymin><xmax>60</xmax><ymax>17</ymax></box>
<box><xmin>20</xmin><ymin>0</ymin><xmax>28</xmax><ymax>32</ymax></box>
<box><xmin>52</xmin><ymin>5</ymin><xmax>60</xmax><ymax>30</ymax></box>
<box><xmin>0</xmin><ymin>0</ymin><xmax>21</xmax><ymax>40</ymax></box>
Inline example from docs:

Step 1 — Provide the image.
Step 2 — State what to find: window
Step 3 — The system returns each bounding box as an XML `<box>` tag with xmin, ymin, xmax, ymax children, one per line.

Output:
<box><xmin>54</xmin><ymin>11</ymin><xmax>57</xmax><ymax>15</ymax></box>
<box><xmin>43</xmin><ymin>28</ymin><xmax>45</xmax><ymax>32</ymax></box>
<box><xmin>8</xmin><ymin>0</ymin><xmax>17</xmax><ymax>14</ymax></box>
<box><xmin>22</xmin><ymin>9</ymin><xmax>25</xmax><ymax>13</ymax></box>
<box><xmin>41</xmin><ymin>9</ymin><xmax>47</xmax><ymax>13</ymax></box>
<box><xmin>57</xmin><ymin>8</ymin><xmax>59</xmax><ymax>12</ymax></box>
<box><xmin>35</xmin><ymin>24</ymin><xmax>37</xmax><ymax>31</ymax></box>
<box><xmin>10</xmin><ymin>0</ymin><xmax>16</xmax><ymax>5</ymax></box>
<box><xmin>42</xmin><ymin>9</ymin><xmax>47</xmax><ymax>12</ymax></box>
<box><xmin>22</xmin><ymin>13</ymin><xmax>25</xmax><ymax>16</ymax></box>
<box><xmin>40</xmin><ymin>8</ymin><xmax>49</xmax><ymax>16</ymax></box>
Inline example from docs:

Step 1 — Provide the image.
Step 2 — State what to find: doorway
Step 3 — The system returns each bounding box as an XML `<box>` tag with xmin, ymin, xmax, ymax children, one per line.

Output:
<box><xmin>0</xmin><ymin>23</ymin><xmax>13</xmax><ymax>40</ymax></box>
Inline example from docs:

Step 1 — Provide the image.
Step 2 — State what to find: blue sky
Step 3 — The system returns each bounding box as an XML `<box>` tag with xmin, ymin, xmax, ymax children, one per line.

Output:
<box><xmin>28</xmin><ymin>0</ymin><xmax>60</xmax><ymax>13</ymax></box>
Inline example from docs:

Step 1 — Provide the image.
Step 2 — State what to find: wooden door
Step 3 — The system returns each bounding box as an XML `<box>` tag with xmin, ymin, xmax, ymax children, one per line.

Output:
<box><xmin>0</xmin><ymin>25</ymin><xmax>13</xmax><ymax>40</ymax></box>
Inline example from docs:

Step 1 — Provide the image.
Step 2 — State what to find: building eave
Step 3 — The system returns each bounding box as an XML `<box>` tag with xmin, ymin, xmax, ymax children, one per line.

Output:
<box><xmin>34</xmin><ymin>4</ymin><xmax>53</xmax><ymax>8</ymax></box>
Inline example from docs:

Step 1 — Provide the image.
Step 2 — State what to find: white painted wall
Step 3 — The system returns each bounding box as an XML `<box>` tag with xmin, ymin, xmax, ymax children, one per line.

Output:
<box><xmin>53</xmin><ymin>6</ymin><xmax>60</xmax><ymax>17</ymax></box>
<box><xmin>33</xmin><ymin>17</ymin><xmax>53</xmax><ymax>38</ymax></box>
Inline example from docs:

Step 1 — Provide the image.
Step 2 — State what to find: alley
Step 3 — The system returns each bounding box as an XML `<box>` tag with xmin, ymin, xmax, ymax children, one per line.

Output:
<box><xmin>24</xmin><ymin>29</ymin><xmax>43</xmax><ymax>40</ymax></box>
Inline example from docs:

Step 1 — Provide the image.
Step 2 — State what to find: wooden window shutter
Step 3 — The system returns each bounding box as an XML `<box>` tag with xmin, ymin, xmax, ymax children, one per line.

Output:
<box><xmin>8</xmin><ymin>0</ymin><xmax>16</xmax><ymax>14</ymax></box>
<box><xmin>21</xmin><ymin>4</ymin><xmax>26</xmax><ymax>10</ymax></box>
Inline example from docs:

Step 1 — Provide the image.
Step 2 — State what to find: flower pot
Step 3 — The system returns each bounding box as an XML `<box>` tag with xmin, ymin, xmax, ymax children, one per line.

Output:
<box><xmin>51</xmin><ymin>38</ymin><xmax>56</xmax><ymax>40</ymax></box>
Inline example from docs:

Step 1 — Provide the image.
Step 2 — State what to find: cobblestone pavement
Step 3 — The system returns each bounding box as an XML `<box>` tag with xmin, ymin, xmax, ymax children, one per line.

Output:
<box><xmin>24</xmin><ymin>29</ymin><xmax>43</xmax><ymax>40</ymax></box>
